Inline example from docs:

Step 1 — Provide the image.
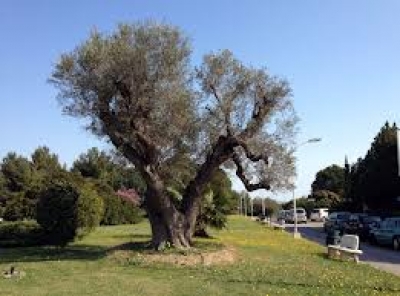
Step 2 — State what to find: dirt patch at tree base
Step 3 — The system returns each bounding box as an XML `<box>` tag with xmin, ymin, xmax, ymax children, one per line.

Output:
<box><xmin>108</xmin><ymin>245</ymin><xmax>237</xmax><ymax>267</ymax></box>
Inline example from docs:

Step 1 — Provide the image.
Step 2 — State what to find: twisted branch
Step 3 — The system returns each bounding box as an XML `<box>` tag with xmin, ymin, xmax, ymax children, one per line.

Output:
<box><xmin>232</xmin><ymin>152</ymin><xmax>271</xmax><ymax>191</ymax></box>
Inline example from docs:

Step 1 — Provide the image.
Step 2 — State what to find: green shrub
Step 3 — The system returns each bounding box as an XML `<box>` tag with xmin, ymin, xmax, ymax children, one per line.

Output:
<box><xmin>92</xmin><ymin>181</ymin><xmax>143</xmax><ymax>226</ymax></box>
<box><xmin>0</xmin><ymin>221</ymin><xmax>44</xmax><ymax>247</ymax></box>
<box><xmin>101</xmin><ymin>194</ymin><xmax>144</xmax><ymax>225</ymax></box>
<box><xmin>3</xmin><ymin>193</ymin><xmax>36</xmax><ymax>221</ymax></box>
<box><xmin>77</xmin><ymin>185</ymin><xmax>104</xmax><ymax>237</ymax></box>
<box><xmin>36</xmin><ymin>181</ymin><xmax>104</xmax><ymax>247</ymax></box>
<box><xmin>36</xmin><ymin>182</ymin><xmax>79</xmax><ymax>246</ymax></box>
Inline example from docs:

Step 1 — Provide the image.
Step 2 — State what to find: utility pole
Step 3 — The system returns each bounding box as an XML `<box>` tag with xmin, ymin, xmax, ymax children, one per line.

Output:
<box><xmin>244</xmin><ymin>195</ymin><xmax>248</xmax><ymax>217</ymax></box>
<box><xmin>292</xmin><ymin>137</ymin><xmax>321</xmax><ymax>239</ymax></box>
<box><xmin>238</xmin><ymin>194</ymin><xmax>241</xmax><ymax>215</ymax></box>
<box><xmin>262</xmin><ymin>198</ymin><xmax>265</xmax><ymax>216</ymax></box>
<box><xmin>397</xmin><ymin>127</ymin><xmax>400</xmax><ymax>177</ymax></box>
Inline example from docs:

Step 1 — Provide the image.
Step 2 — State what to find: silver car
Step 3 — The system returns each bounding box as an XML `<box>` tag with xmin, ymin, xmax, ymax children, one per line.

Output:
<box><xmin>286</xmin><ymin>208</ymin><xmax>307</xmax><ymax>224</ymax></box>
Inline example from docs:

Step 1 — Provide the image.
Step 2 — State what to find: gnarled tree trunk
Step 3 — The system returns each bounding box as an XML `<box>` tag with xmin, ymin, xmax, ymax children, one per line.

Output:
<box><xmin>144</xmin><ymin>185</ymin><xmax>201</xmax><ymax>249</ymax></box>
<box><xmin>144</xmin><ymin>135</ymin><xmax>235</xmax><ymax>249</ymax></box>
<box><xmin>144</xmin><ymin>175</ymin><xmax>192</xmax><ymax>249</ymax></box>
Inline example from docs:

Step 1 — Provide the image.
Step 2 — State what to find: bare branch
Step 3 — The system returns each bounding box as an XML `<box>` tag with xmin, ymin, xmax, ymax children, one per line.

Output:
<box><xmin>209</xmin><ymin>83</ymin><xmax>222</xmax><ymax>106</ymax></box>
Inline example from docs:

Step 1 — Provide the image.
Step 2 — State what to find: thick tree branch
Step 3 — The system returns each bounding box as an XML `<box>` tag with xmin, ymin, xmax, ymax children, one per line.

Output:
<box><xmin>239</xmin><ymin>96</ymin><xmax>273</xmax><ymax>139</ymax></box>
<box><xmin>232</xmin><ymin>152</ymin><xmax>271</xmax><ymax>191</ymax></box>
<box><xmin>97</xmin><ymin>97</ymin><xmax>149</xmax><ymax>168</ymax></box>
<box><xmin>109</xmin><ymin>80</ymin><xmax>158</xmax><ymax>165</ymax></box>
<box><xmin>236</xmin><ymin>140</ymin><xmax>269</xmax><ymax>164</ymax></box>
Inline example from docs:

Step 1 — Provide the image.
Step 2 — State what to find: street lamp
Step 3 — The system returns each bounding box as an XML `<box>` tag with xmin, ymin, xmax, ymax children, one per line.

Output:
<box><xmin>293</xmin><ymin>137</ymin><xmax>321</xmax><ymax>239</ymax></box>
<box><xmin>396</xmin><ymin>127</ymin><xmax>400</xmax><ymax>177</ymax></box>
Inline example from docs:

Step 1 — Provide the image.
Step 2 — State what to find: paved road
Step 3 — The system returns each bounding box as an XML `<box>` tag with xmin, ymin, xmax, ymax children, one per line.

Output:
<box><xmin>285</xmin><ymin>222</ymin><xmax>400</xmax><ymax>277</ymax></box>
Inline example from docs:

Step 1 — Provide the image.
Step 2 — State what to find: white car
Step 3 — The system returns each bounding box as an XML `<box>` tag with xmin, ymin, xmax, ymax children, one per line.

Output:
<box><xmin>286</xmin><ymin>208</ymin><xmax>307</xmax><ymax>224</ymax></box>
<box><xmin>310</xmin><ymin>208</ymin><xmax>329</xmax><ymax>222</ymax></box>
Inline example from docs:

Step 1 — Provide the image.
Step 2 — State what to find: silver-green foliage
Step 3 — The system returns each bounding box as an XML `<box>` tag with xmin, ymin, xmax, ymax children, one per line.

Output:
<box><xmin>50</xmin><ymin>21</ymin><xmax>297</xmax><ymax>193</ymax></box>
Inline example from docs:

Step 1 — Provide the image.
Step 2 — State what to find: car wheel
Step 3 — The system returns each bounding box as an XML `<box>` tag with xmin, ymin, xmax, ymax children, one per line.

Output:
<box><xmin>392</xmin><ymin>237</ymin><xmax>400</xmax><ymax>251</ymax></box>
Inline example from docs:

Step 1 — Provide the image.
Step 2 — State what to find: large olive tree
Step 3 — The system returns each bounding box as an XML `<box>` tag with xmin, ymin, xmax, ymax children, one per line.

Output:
<box><xmin>50</xmin><ymin>22</ymin><xmax>297</xmax><ymax>249</ymax></box>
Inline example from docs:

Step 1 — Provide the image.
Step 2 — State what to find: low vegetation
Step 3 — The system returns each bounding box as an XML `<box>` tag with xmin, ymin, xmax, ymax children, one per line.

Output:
<box><xmin>1</xmin><ymin>216</ymin><xmax>399</xmax><ymax>295</ymax></box>
<box><xmin>36</xmin><ymin>180</ymin><xmax>104</xmax><ymax>246</ymax></box>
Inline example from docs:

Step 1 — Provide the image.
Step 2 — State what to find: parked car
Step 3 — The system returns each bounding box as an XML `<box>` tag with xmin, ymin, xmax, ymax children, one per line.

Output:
<box><xmin>277</xmin><ymin>210</ymin><xmax>290</xmax><ymax>222</ymax></box>
<box><xmin>370</xmin><ymin>217</ymin><xmax>400</xmax><ymax>250</ymax></box>
<box><xmin>342</xmin><ymin>213</ymin><xmax>368</xmax><ymax>235</ymax></box>
<box><xmin>310</xmin><ymin>208</ymin><xmax>329</xmax><ymax>222</ymax></box>
<box><xmin>256</xmin><ymin>214</ymin><xmax>270</xmax><ymax>223</ymax></box>
<box><xmin>323</xmin><ymin>211</ymin><xmax>351</xmax><ymax>233</ymax></box>
<box><xmin>357</xmin><ymin>215</ymin><xmax>382</xmax><ymax>241</ymax></box>
<box><xmin>286</xmin><ymin>208</ymin><xmax>307</xmax><ymax>224</ymax></box>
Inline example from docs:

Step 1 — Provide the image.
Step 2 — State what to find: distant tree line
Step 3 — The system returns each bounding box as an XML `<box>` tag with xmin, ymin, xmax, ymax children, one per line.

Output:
<box><xmin>284</xmin><ymin>122</ymin><xmax>400</xmax><ymax>215</ymax></box>
<box><xmin>344</xmin><ymin>122</ymin><xmax>400</xmax><ymax>214</ymax></box>
<box><xmin>0</xmin><ymin>145</ymin><xmax>240</xmax><ymax>245</ymax></box>
<box><xmin>0</xmin><ymin>146</ymin><xmax>146</xmax><ymax>246</ymax></box>
<box><xmin>0</xmin><ymin>146</ymin><xmax>145</xmax><ymax>225</ymax></box>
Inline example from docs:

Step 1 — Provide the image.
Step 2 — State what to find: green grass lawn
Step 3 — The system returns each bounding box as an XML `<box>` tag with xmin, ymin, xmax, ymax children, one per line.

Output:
<box><xmin>1</xmin><ymin>216</ymin><xmax>399</xmax><ymax>296</ymax></box>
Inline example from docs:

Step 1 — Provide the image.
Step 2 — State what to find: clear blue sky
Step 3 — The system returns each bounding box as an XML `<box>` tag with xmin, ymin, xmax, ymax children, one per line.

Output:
<box><xmin>1</xmin><ymin>1</ymin><xmax>399</xmax><ymax>201</ymax></box>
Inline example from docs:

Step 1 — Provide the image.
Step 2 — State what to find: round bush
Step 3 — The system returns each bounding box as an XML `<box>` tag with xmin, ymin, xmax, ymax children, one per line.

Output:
<box><xmin>37</xmin><ymin>181</ymin><xmax>104</xmax><ymax>246</ymax></box>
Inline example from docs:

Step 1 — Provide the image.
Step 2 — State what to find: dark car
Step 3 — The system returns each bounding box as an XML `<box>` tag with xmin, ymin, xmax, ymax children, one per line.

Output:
<box><xmin>323</xmin><ymin>212</ymin><xmax>351</xmax><ymax>233</ymax></box>
<box><xmin>342</xmin><ymin>213</ymin><xmax>368</xmax><ymax>235</ymax></box>
<box><xmin>358</xmin><ymin>215</ymin><xmax>382</xmax><ymax>241</ymax></box>
<box><xmin>370</xmin><ymin>217</ymin><xmax>400</xmax><ymax>249</ymax></box>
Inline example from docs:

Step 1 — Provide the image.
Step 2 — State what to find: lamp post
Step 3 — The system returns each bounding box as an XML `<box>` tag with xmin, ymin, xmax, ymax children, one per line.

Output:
<box><xmin>397</xmin><ymin>127</ymin><xmax>400</xmax><ymax>177</ymax></box>
<box><xmin>293</xmin><ymin>137</ymin><xmax>321</xmax><ymax>239</ymax></box>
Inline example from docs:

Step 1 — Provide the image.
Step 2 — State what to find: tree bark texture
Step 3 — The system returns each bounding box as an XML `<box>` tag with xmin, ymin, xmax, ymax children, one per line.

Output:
<box><xmin>142</xmin><ymin>174</ymin><xmax>190</xmax><ymax>249</ymax></box>
<box><xmin>143</xmin><ymin>135</ymin><xmax>236</xmax><ymax>249</ymax></box>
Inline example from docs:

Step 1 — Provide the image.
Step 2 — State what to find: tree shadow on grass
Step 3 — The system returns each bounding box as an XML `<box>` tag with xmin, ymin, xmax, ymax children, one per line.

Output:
<box><xmin>110</xmin><ymin>233</ymin><xmax>151</xmax><ymax>240</ymax></box>
<box><xmin>0</xmin><ymin>232</ymin><xmax>155</xmax><ymax>264</ymax></box>
<box><xmin>0</xmin><ymin>234</ymin><xmax>225</xmax><ymax>265</ymax></box>
<box><xmin>0</xmin><ymin>244</ymin><xmax>110</xmax><ymax>264</ymax></box>
<box><xmin>109</xmin><ymin>241</ymin><xmax>152</xmax><ymax>252</ymax></box>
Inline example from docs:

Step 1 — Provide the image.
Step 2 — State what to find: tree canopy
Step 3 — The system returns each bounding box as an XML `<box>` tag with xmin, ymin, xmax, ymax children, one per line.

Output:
<box><xmin>311</xmin><ymin>164</ymin><xmax>345</xmax><ymax>197</ymax></box>
<box><xmin>50</xmin><ymin>21</ymin><xmax>298</xmax><ymax>248</ymax></box>
<box><xmin>346</xmin><ymin>122</ymin><xmax>400</xmax><ymax>212</ymax></box>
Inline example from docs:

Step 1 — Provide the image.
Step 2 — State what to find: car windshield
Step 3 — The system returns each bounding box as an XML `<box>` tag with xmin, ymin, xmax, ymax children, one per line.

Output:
<box><xmin>296</xmin><ymin>209</ymin><xmax>304</xmax><ymax>214</ymax></box>
<box><xmin>365</xmin><ymin>216</ymin><xmax>381</xmax><ymax>223</ymax></box>
<box><xmin>337</xmin><ymin>213</ymin><xmax>349</xmax><ymax>219</ymax></box>
<box><xmin>312</xmin><ymin>209</ymin><xmax>319</xmax><ymax>213</ymax></box>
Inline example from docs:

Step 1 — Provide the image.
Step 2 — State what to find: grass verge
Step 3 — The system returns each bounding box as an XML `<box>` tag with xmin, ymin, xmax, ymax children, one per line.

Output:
<box><xmin>0</xmin><ymin>216</ymin><xmax>399</xmax><ymax>296</ymax></box>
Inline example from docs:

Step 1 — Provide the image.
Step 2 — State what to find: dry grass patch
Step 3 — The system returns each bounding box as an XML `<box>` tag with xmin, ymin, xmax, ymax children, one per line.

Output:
<box><xmin>107</xmin><ymin>244</ymin><xmax>237</xmax><ymax>266</ymax></box>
